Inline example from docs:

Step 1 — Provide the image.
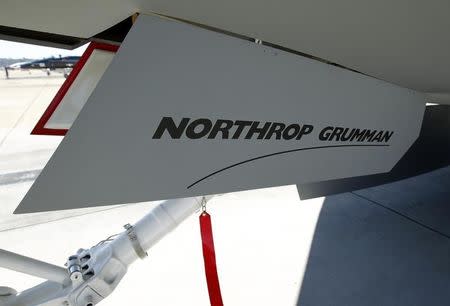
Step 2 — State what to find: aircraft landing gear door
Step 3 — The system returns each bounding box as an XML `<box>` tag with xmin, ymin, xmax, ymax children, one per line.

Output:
<box><xmin>17</xmin><ymin>13</ymin><xmax>424</xmax><ymax>213</ymax></box>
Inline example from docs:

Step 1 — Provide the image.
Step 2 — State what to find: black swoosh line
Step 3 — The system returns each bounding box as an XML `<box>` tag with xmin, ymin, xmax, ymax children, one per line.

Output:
<box><xmin>187</xmin><ymin>144</ymin><xmax>390</xmax><ymax>189</ymax></box>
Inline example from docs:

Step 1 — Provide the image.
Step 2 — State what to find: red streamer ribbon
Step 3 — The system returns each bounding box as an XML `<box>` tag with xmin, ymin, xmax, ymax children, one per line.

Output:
<box><xmin>200</xmin><ymin>211</ymin><xmax>224</xmax><ymax>306</ymax></box>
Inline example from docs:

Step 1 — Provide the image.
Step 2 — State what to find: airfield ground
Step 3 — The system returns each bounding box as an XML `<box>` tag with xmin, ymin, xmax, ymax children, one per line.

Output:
<box><xmin>1</xmin><ymin>70</ymin><xmax>449</xmax><ymax>306</ymax></box>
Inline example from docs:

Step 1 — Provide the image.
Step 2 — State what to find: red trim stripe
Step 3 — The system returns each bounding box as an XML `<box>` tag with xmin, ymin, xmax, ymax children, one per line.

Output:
<box><xmin>31</xmin><ymin>42</ymin><xmax>119</xmax><ymax>136</ymax></box>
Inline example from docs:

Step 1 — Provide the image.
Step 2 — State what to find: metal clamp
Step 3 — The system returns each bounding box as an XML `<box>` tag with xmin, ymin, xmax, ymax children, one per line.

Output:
<box><xmin>123</xmin><ymin>224</ymin><xmax>148</xmax><ymax>259</ymax></box>
<box><xmin>201</xmin><ymin>196</ymin><xmax>207</xmax><ymax>213</ymax></box>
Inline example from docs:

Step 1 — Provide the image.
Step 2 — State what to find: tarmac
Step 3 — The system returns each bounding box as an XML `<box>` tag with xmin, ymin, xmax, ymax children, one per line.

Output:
<box><xmin>0</xmin><ymin>70</ymin><xmax>449</xmax><ymax>306</ymax></box>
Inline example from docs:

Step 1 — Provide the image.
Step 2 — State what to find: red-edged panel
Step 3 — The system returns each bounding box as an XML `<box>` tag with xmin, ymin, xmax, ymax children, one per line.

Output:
<box><xmin>31</xmin><ymin>42</ymin><xmax>119</xmax><ymax>136</ymax></box>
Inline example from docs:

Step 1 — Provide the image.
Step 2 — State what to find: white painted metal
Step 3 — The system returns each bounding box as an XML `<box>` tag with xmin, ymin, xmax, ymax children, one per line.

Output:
<box><xmin>0</xmin><ymin>249</ymin><xmax>68</xmax><ymax>285</ymax></box>
<box><xmin>112</xmin><ymin>196</ymin><xmax>209</xmax><ymax>266</ymax></box>
<box><xmin>425</xmin><ymin>93</ymin><xmax>450</xmax><ymax>105</ymax></box>
<box><xmin>1</xmin><ymin>1</ymin><xmax>450</xmax><ymax>96</ymax></box>
<box><xmin>1</xmin><ymin>196</ymin><xmax>207</xmax><ymax>306</ymax></box>
<box><xmin>16</xmin><ymin>14</ymin><xmax>425</xmax><ymax>213</ymax></box>
<box><xmin>45</xmin><ymin>49</ymin><xmax>115</xmax><ymax>130</ymax></box>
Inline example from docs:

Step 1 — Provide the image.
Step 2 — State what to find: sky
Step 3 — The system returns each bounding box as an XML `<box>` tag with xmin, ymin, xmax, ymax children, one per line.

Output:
<box><xmin>0</xmin><ymin>39</ymin><xmax>88</xmax><ymax>59</ymax></box>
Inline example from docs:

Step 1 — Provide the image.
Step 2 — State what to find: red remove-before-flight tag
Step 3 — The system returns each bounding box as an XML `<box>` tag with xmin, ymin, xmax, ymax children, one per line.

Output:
<box><xmin>200</xmin><ymin>212</ymin><xmax>224</xmax><ymax>306</ymax></box>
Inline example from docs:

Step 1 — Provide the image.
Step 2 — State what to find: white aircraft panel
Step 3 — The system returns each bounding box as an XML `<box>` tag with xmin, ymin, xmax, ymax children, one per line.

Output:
<box><xmin>16</xmin><ymin>15</ymin><xmax>425</xmax><ymax>213</ymax></box>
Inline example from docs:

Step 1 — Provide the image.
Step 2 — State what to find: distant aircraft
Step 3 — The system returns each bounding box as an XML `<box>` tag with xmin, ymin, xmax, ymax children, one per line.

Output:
<box><xmin>6</xmin><ymin>61</ymin><xmax>31</xmax><ymax>69</ymax></box>
<box><xmin>18</xmin><ymin>56</ymin><xmax>79</xmax><ymax>70</ymax></box>
<box><xmin>6</xmin><ymin>55</ymin><xmax>80</xmax><ymax>77</ymax></box>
